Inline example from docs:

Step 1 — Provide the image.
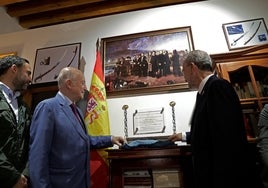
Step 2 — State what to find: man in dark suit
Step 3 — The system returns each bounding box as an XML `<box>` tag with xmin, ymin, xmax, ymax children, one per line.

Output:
<box><xmin>258</xmin><ymin>104</ymin><xmax>268</xmax><ymax>188</ymax></box>
<box><xmin>169</xmin><ymin>50</ymin><xmax>260</xmax><ymax>188</ymax></box>
<box><xmin>29</xmin><ymin>67</ymin><xmax>125</xmax><ymax>188</ymax></box>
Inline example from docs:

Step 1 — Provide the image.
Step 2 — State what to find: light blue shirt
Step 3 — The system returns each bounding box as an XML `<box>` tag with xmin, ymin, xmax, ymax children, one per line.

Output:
<box><xmin>0</xmin><ymin>82</ymin><xmax>21</xmax><ymax>122</ymax></box>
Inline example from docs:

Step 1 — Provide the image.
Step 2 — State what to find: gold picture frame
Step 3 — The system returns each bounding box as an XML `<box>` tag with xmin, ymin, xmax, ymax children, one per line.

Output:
<box><xmin>102</xmin><ymin>27</ymin><xmax>194</xmax><ymax>98</ymax></box>
<box><xmin>0</xmin><ymin>52</ymin><xmax>17</xmax><ymax>58</ymax></box>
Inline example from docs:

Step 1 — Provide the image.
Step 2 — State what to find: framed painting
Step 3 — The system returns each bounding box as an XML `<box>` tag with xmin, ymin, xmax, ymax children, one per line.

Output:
<box><xmin>32</xmin><ymin>42</ymin><xmax>81</xmax><ymax>84</ymax></box>
<box><xmin>222</xmin><ymin>18</ymin><xmax>268</xmax><ymax>50</ymax></box>
<box><xmin>102</xmin><ymin>27</ymin><xmax>194</xmax><ymax>98</ymax></box>
<box><xmin>0</xmin><ymin>52</ymin><xmax>17</xmax><ymax>58</ymax></box>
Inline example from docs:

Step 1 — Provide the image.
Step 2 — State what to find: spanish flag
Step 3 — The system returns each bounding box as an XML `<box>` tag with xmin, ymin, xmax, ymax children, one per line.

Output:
<box><xmin>84</xmin><ymin>39</ymin><xmax>110</xmax><ymax>188</ymax></box>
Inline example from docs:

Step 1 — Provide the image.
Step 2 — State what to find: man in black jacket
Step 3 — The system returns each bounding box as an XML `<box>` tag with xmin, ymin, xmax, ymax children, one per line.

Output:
<box><xmin>0</xmin><ymin>55</ymin><xmax>32</xmax><ymax>188</ymax></box>
<box><xmin>258</xmin><ymin>104</ymin><xmax>268</xmax><ymax>188</ymax></box>
<box><xmin>169</xmin><ymin>50</ymin><xmax>261</xmax><ymax>188</ymax></box>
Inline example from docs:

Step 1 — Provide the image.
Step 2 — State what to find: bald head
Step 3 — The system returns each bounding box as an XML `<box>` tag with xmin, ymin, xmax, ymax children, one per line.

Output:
<box><xmin>57</xmin><ymin>67</ymin><xmax>81</xmax><ymax>88</ymax></box>
<box><xmin>57</xmin><ymin>67</ymin><xmax>86</xmax><ymax>102</ymax></box>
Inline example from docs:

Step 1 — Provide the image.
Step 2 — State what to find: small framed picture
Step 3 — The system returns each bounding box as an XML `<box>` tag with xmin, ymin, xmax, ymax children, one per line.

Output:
<box><xmin>32</xmin><ymin>42</ymin><xmax>81</xmax><ymax>84</ymax></box>
<box><xmin>222</xmin><ymin>18</ymin><xmax>268</xmax><ymax>50</ymax></box>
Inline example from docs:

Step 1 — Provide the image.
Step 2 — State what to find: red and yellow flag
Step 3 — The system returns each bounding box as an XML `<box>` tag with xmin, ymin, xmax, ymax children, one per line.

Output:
<box><xmin>84</xmin><ymin>39</ymin><xmax>110</xmax><ymax>188</ymax></box>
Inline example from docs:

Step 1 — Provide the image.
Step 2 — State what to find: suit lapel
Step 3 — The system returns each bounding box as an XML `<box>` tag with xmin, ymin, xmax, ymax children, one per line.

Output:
<box><xmin>57</xmin><ymin>94</ymin><xmax>88</xmax><ymax>139</ymax></box>
<box><xmin>191</xmin><ymin>76</ymin><xmax>215</xmax><ymax>129</ymax></box>
<box><xmin>74</xmin><ymin>106</ymin><xmax>87</xmax><ymax>133</ymax></box>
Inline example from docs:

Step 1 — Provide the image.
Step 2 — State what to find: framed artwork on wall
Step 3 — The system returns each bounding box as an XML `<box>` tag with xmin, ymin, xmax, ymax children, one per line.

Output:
<box><xmin>102</xmin><ymin>27</ymin><xmax>194</xmax><ymax>98</ymax></box>
<box><xmin>222</xmin><ymin>18</ymin><xmax>268</xmax><ymax>50</ymax></box>
<box><xmin>0</xmin><ymin>52</ymin><xmax>17</xmax><ymax>58</ymax></box>
<box><xmin>32</xmin><ymin>42</ymin><xmax>81</xmax><ymax>84</ymax></box>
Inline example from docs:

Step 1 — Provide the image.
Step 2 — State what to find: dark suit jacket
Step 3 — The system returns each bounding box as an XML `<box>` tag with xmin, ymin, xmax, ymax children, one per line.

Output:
<box><xmin>257</xmin><ymin>104</ymin><xmax>268</xmax><ymax>188</ymax></box>
<box><xmin>188</xmin><ymin>75</ymin><xmax>256</xmax><ymax>188</ymax></box>
<box><xmin>0</xmin><ymin>91</ymin><xmax>31</xmax><ymax>187</ymax></box>
<box><xmin>29</xmin><ymin>93</ymin><xmax>113</xmax><ymax>188</ymax></box>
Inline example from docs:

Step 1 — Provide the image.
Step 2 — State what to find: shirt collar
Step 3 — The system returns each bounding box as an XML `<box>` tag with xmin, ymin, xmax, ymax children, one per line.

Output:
<box><xmin>198</xmin><ymin>74</ymin><xmax>214</xmax><ymax>94</ymax></box>
<box><xmin>58</xmin><ymin>91</ymin><xmax>73</xmax><ymax>105</ymax></box>
<box><xmin>0</xmin><ymin>82</ymin><xmax>21</xmax><ymax>101</ymax></box>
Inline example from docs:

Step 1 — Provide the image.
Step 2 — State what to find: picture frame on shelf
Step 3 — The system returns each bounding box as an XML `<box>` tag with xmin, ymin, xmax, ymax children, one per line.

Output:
<box><xmin>32</xmin><ymin>42</ymin><xmax>81</xmax><ymax>84</ymax></box>
<box><xmin>222</xmin><ymin>18</ymin><xmax>268</xmax><ymax>50</ymax></box>
<box><xmin>102</xmin><ymin>26</ymin><xmax>194</xmax><ymax>98</ymax></box>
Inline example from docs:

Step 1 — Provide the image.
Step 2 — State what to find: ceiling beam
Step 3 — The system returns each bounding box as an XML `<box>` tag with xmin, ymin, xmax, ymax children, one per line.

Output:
<box><xmin>7</xmin><ymin>0</ymin><xmax>105</xmax><ymax>17</ymax></box>
<box><xmin>18</xmin><ymin>0</ymin><xmax>203</xmax><ymax>29</ymax></box>
<box><xmin>0</xmin><ymin>0</ymin><xmax>28</xmax><ymax>6</ymax></box>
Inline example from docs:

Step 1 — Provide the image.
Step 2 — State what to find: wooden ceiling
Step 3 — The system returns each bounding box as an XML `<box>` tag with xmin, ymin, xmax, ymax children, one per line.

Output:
<box><xmin>2</xmin><ymin>0</ymin><xmax>204</xmax><ymax>29</ymax></box>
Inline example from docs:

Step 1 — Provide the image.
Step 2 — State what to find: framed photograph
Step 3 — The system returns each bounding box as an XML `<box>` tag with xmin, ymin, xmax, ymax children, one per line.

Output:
<box><xmin>32</xmin><ymin>42</ymin><xmax>81</xmax><ymax>84</ymax></box>
<box><xmin>222</xmin><ymin>18</ymin><xmax>268</xmax><ymax>50</ymax></box>
<box><xmin>102</xmin><ymin>27</ymin><xmax>194</xmax><ymax>98</ymax></box>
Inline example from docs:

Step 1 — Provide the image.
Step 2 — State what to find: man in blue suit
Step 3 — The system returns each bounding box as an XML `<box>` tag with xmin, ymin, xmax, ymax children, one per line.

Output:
<box><xmin>29</xmin><ymin>67</ymin><xmax>125</xmax><ymax>188</ymax></box>
<box><xmin>169</xmin><ymin>50</ymin><xmax>261</xmax><ymax>188</ymax></box>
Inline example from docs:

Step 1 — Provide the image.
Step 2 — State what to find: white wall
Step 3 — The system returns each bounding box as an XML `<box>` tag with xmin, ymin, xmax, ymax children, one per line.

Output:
<box><xmin>0</xmin><ymin>0</ymin><xmax>267</xmax><ymax>138</ymax></box>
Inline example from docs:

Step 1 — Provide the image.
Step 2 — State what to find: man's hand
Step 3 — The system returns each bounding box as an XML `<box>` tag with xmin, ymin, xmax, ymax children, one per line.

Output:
<box><xmin>111</xmin><ymin>136</ymin><xmax>126</xmax><ymax>147</ymax></box>
<box><xmin>13</xmin><ymin>174</ymin><xmax>28</xmax><ymax>188</ymax></box>
<box><xmin>168</xmin><ymin>133</ymin><xmax>183</xmax><ymax>142</ymax></box>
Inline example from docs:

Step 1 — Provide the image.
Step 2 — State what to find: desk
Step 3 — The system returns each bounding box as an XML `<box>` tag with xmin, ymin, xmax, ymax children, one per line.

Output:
<box><xmin>107</xmin><ymin>145</ymin><xmax>193</xmax><ymax>188</ymax></box>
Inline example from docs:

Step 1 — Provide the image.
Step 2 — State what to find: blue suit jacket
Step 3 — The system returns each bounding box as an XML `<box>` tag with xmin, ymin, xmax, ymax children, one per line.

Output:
<box><xmin>29</xmin><ymin>93</ymin><xmax>112</xmax><ymax>188</ymax></box>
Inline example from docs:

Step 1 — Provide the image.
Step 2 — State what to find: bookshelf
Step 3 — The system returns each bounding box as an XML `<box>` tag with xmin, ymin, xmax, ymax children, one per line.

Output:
<box><xmin>211</xmin><ymin>43</ymin><xmax>268</xmax><ymax>140</ymax></box>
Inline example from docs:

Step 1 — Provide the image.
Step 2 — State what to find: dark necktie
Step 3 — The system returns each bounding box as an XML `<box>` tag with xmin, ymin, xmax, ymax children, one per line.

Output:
<box><xmin>70</xmin><ymin>103</ymin><xmax>81</xmax><ymax>121</ymax></box>
<box><xmin>70</xmin><ymin>103</ymin><xmax>86</xmax><ymax>132</ymax></box>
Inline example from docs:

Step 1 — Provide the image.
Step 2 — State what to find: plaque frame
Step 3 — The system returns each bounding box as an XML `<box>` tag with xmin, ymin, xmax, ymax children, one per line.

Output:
<box><xmin>122</xmin><ymin>102</ymin><xmax>176</xmax><ymax>141</ymax></box>
<box><xmin>132</xmin><ymin>108</ymin><xmax>166</xmax><ymax>135</ymax></box>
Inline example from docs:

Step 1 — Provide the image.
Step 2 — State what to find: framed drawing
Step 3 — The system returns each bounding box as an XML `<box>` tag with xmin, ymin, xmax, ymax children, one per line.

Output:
<box><xmin>222</xmin><ymin>18</ymin><xmax>268</xmax><ymax>50</ymax></box>
<box><xmin>32</xmin><ymin>42</ymin><xmax>81</xmax><ymax>84</ymax></box>
<box><xmin>102</xmin><ymin>27</ymin><xmax>194</xmax><ymax>98</ymax></box>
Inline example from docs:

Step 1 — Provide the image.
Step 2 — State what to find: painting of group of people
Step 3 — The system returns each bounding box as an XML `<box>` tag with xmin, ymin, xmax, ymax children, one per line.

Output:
<box><xmin>105</xmin><ymin>49</ymin><xmax>188</xmax><ymax>91</ymax></box>
<box><xmin>103</xmin><ymin>27</ymin><xmax>194</xmax><ymax>93</ymax></box>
